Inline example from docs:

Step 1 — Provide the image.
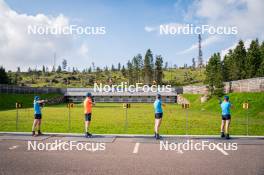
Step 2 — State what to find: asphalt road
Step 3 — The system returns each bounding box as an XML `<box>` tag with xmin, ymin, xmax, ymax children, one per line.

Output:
<box><xmin>0</xmin><ymin>134</ymin><xmax>263</xmax><ymax>175</ymax></box>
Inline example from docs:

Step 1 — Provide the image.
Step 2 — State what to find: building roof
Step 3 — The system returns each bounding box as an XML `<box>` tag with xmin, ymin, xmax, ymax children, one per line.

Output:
<box><xmin>65</xmin><ymin>88</ymin><xmax>177</xmax><ymax>97</ymax></box>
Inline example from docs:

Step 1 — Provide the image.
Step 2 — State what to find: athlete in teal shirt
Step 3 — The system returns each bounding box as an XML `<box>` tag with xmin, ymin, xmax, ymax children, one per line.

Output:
<box><xmin>154</xmin><ymin>98</ymin><xmax>163</xmax><ymax>113</ymax></box>
<box><xmin>32</xmin><ymin>96</ymin><xmax>47</xmax><ymax>136</ymax></box>
<box><xmin>221</xmin><ymin>101</ymin><xmax>231</xmax><ymax>115</ymax></box>
<box><xmin>34</xmin><ymin>99</ymin><xmax>41</xmax><ymax>114</ymax></box>
<box><xmin>220</xmin><ymin>96</ymin><xmax>232</xmax><ymax>139</ymax></box>
<box><xmin>153</xmin><ymin>94</ymin><xmax>164</xmax><ymax>140</ymax></box>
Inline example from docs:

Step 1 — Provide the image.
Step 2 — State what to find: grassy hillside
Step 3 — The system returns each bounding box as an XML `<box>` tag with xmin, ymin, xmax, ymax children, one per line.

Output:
<box><xmin>163</xmin><ymin>68</ymin><xmax>205</xmax><ymax>85</ymax></box>
<box><xmin>183</xmin><ymin>93</ymin><xmax>264</xmax><ymax>117</ymax></box>
<box><xmin>8</xmin><ymin>68</ymin><xmax>206</xmax><ymax>88</ymax></box>
<box><xmin>182</xmin><ymin>93</ymin><xmax>264</xmax><ymax>135</ymax></box>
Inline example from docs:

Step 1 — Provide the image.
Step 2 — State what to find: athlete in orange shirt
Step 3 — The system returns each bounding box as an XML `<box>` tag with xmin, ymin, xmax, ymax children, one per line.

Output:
<box><xmin>84</xmin><ymin>92</ymin><xmax>93</xmax><ymax>137</ymax></box>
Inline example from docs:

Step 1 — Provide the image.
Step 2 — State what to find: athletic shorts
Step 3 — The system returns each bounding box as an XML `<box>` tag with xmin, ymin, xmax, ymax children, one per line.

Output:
<box><xmin>85</xmin><ymin>113</ymin><xmax>92</xmax><ymax>121</ymax></box>
<box><xmin>222</xmin><ymin>114</ymin><xmax>231</xmax><ymax>120</ymax></box>
<box><xmin>34</xmin><ymin>114</ymin><xmax>42</xmax><ymax>119</ymax></box>
<box><xmin>155</xmin><ymin>113</ymin><xmax>163</xmax><ymax>119</ymax></box>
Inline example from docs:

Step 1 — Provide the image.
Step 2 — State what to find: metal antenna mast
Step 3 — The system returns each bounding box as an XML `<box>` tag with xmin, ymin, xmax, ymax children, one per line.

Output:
<box><xmin>198</xmin><ymin>34</ymin><xmax>203</xmax><ymax>68</ymax></box>
<box><xmin>53</xmin><ymin>52</ymin><xmax>56</xmax><ymax>72</ymax></box>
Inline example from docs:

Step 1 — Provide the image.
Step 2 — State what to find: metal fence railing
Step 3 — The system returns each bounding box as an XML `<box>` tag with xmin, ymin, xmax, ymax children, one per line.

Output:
<box><xmin>0</xmin><ymin>84</ymin><xmax>65</xmax><ymax>94</ymax></box>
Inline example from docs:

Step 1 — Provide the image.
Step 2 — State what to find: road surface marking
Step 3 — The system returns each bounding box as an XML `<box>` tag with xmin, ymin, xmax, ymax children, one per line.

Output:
<box><xmin>216</xmin><ymin>145</ymin><xmax>229</xmax><ymax>156</ymax></box>
<box><xmin>177</xmin><ymin>150</ymin><xmax>183</xmax><ymax>154</ymax></box>
<box><xmin>133</xmin><ymin>142</ymin><xmax>140</xmax><ymax>154</ymax></box>
<box><xmin>9</xmin><ymin>145</ymin><xmax>19</xmax><ymax>150</ymax></box>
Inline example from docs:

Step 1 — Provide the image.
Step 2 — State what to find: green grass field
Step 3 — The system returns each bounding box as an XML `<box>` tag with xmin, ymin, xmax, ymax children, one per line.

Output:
<box><xmin>0</xmin><ymin>93</ymin><xmax>263</xmax><ymax>135</ymax></box>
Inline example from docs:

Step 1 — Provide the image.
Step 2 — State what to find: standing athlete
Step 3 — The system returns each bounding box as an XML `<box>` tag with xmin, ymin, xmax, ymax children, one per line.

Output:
<box><xmin>84</xmin><ymin>92</ymin><xmax>93</xmax><ymax>138</ymax></box>
<box><xmin>153</xmin><ymin>94</ymin><xmax>164</xmax><ymax>140</ymax></box>
<box><xmin>32</xmin><ymin>96</ymin><xmax>47</xmax><ymax>136</ymax></box>
<box><xmin>220</xmin><ymin>96</ymin><xmax>233</xmax><ymax>139</ymax></box>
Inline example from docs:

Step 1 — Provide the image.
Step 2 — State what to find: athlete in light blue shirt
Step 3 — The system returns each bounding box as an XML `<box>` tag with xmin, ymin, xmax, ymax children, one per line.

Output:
<box><xmin>221</xmin><ymin>101</ymin><xmax>231</xmax><ymax>115</ymax></box>
<box><xmin>153</xmin><ymin>94</ymin><xmax>164</xmax><ymax>140</ymax></box>
<box><xmin>154</xmin><ymin>98</ymin><xmax>163</xmax><ymax>113</ymax></box>
<box><xmin>32</xmin><ymin>96</ymin><xmax>47</xmax><ymax>136</ymax></box>
<box><xmin>34</xmin><ymin>99</ymin><xmax>41</xmax><ymax>114</ymax></box>
<box><xmin>220</xmin><ymin>96</ymin><xmax>232</xmax><ymax>139</ymax></box>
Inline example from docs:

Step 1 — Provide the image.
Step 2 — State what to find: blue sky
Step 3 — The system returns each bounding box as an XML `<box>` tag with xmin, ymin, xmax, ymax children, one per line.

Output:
<box><xmin>1</xmin><ymin>0</ymin><xmax>264</xmax><ymax>71</ymax></box>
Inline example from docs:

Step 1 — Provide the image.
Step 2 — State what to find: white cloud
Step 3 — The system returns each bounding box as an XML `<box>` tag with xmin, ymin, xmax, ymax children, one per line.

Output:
<box><xmin>188</xmin><ymin>0</ymin><xmax>264</xmax><ymax>39</ymax></box>
<box><xmin>156</xmin><ymin>0</ymin><xmax>264</xmax><ymax>56</ymax></box>
<box><xmin>144</xmin><ymin>26</ymin><xmax>157</xmax><ymax>32</ymax></box>
<box><xmin>172</xmin><ymin>0</ymin><xmax>264</xmax><ymax>56</ymax></box>
<box><xmin>0</xmin><ymin>0</ymin><xmax>88</xmax><ymax>71</ymax></box>
<box><xmin>144</xmin><ymin>23</ymin><xmax>185</xmax><ymax>33</ymax></box>
<box><xmin>177</xmin><ymin>35</ymin><xmax>222</xmax><ymax>55</ymax></box>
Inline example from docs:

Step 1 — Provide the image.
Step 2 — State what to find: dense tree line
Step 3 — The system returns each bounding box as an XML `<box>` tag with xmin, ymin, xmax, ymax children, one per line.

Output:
<box><xmin>0</xmin><ymin>49</ymin><xmax>164</xmax><ymax>86</ymax></box>
<box><xmin>125</xmin><ymin>49</ymin><xmax>164</xmax><ymax>85</ymax></box>
<box><xmin>205</xmin><ymin>39</ymin><xmax>264</xmax><ymax>96</ymax></box>
<box><xmin>0</xmin><ymin>66</ymin><xmax>9</xmax><ymax>84</ymax></box>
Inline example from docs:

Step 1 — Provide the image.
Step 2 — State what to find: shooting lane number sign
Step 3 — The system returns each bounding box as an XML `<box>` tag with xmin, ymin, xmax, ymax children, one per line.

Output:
<box><xmin>243</xmin><ymin>102</ymin><xmax>249</xmax><ymax>109</ymax></box>
<box><xmin>182</xmin><ymin>103</ymin><xmax>190</xmax><ymax>109</ymax></box>
<box><xmin>16</xmin><ymin>102</ymin><xmax>22</xmax><ymax>108</ymax></box>
<box><xmin>67</xmin><ymin>103</ymin><xmax>74</xmax><ymax>108</ymax></box>
<box><xmin>123</xmin><ymin>103</ymin><xmax>131</xmax><ymax>109</ymax></box>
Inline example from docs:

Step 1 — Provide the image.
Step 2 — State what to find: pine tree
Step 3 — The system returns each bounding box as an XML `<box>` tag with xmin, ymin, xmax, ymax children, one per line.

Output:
<box><xmin>257</xmin><ymin>41</ymin><xmax>264</xmax><ymax>76</ymax></box>
<box><xmin>127</xmin><ymin>60</ymin><xmax>134</xmax><ymax>84</ymax></box>
<box><xmin>0</xmin><ymin>66</ymin><xmax>9</xmax><ymax>84</ymax></box>
<box><xmin>143</xmin><ymin>49</ymin><xmax>154</xmax><ymax>85</ymax></box>
<box><xmin>246</xmin><ymin>39</ymin><xmax>261</xmax><ymax>78</ymax></box>
<box><xmin>155</xmin><ymin>55</ymin><xmax>163</xmax><ymax>85</ymax></box>
<box><xmin>121</xmin><ymin>65</ymin><xmax>126</xmax><ymax>77</ymax></box>
<box><xmin>17</xmin><ymin>67</ymin><xmax>21</xmax><ymax>73</ymax></box>
<box><xmin>132</xmin><ymin>54</ymin><xmax>143</xmax><ymax>83</ymax></box>
<box><xmin>52</xmin><ymin>66</ymin><xmax>55</xmax><ymax>72</ymax></box>
<box><xmin>227</xmin><ymin>49</ymin><xmax>241</xmax><ymax>80</ymax></box>
<box><xmin>88</xmin><ymin>67</ymin><xmax>92</xmax><ymax>73</ymax></box>
<box><xmin>164</xmin><ymin>62</ymin><xmax>168</xmax><ymax>70</ymax></box>
<box><xmin>205</xmin><ymin>53</ymin><xmax>224</xmax><ymax>96</ymax></box>
<box><xmin>111</xmin><ymin>64</ymin><xmax>115</xmax><ymax>71</ymax></box>
<box><xmin>192</xmin><ymin>58</ymin><xmax>196</xmax><ymax>69</ymax></box>
<box><xmin>56</xmin><ymin>65</ymin><xmax>62</xmax><ymax>73</ymax></box>
<box><xmin>62</xmin><ymin>59</ymin><xmax>67</xmax><ymax>71</ymax></box>
<box><xmin>105</xmin><ymin>66</ymin><xmax>109</xmax><ymax>72</ymax></box>
<box><xmin>42</xmin><ymin>65</ymin><xmax>46</xmax><ymax>74</ymax></box>
<box><xmin>118</xmin><ymin>63</ymin><xmax>121</xmax><ymax>71</ymax></box>
<box><xmin>233</xmin><ymin>40</ymin><xmax>247</xmax><ymax>79</ymax></box>
<box><xmin>222</xmin><ymin>54</ymin><xmax>231</xmax><ymax>81</ymax></box>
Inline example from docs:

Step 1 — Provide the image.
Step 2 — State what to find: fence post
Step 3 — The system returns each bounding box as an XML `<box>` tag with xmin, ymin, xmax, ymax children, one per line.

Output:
<box><xmin>243</xmin><ymin>102</ymin><xmax>249</xmax><ymax>136</ymax></box>
<box><xmin>68</xmin><ymin>107</ymin><xmax>71</xmax><ymax>132</ymax></box>
<box><xmin>185</xmin><ymin>109</ymin><xmax>188</xmax><ymax>135</ymax></box>
<box><xmin>16</xmin><ymin>108</ymin><xmax>18</xmax><ymax>131</ymax></box>
<box><xmin>182</xmin><ymin>103</ymin><xmax>190</xmax><ymax>136</ymax></box>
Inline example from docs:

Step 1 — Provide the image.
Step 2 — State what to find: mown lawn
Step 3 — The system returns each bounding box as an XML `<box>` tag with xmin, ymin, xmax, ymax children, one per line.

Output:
<box><xmin>0</xmin><ymin>92</ymin><xmax>263</xmax><ymax>135</ymax></box>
